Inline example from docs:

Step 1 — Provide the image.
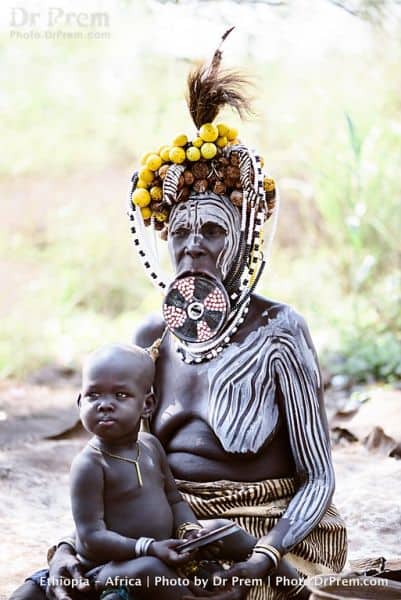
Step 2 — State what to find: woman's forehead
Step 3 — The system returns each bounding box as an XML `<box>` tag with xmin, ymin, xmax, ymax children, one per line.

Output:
<box><xmin>171</xmin><ymin>196</ymin><xmax>234</xmax><ymax>229</ymax></box>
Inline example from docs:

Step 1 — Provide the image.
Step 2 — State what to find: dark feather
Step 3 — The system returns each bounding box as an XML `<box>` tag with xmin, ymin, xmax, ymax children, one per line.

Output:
<box><xmin>186</xmin><ymin>28</ymin><xmax>253</xmax><ymax>129</ymax></box>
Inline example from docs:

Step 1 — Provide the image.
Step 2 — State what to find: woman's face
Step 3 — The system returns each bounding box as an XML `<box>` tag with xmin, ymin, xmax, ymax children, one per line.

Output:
<box><xmin>168</xmin><ymin>201</ymin><xmax>226</xmax><ymax>281</ymax></box>
<box><xmin>168</xmin><ymin>196</ymin><xmax>239</xmax><ymax>281</ymax></box>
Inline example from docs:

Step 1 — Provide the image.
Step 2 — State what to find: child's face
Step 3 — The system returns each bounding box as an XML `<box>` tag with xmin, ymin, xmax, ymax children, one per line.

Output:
<box><xmin>79</xmin><ymin>350</ymin><xmax>151</xmax><ymax>442</ymax></box>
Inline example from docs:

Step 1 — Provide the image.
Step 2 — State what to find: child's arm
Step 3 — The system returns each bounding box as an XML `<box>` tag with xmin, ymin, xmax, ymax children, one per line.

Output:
<box><xmin>70</xmin><ymin>451</ymin><xmax>138</xmax><ymax>563</ymax></box>
<box><xmin>146</xmin><ymin>435</ymin><xmax>201</xmax><ymax>537</ymax></box>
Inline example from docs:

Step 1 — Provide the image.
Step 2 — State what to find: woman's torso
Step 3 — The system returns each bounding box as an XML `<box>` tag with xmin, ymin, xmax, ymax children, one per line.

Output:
<box><xmin>150</xmin><ymin>296</ymin><xmax>296</xmax><ymax>482</ymax></box>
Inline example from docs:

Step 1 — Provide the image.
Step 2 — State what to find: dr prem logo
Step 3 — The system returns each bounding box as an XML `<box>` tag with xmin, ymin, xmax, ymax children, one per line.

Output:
<box><xmin>10</xmin><ymin>7</ymin><xmax>110</xmax><ymax>29</ymax></box>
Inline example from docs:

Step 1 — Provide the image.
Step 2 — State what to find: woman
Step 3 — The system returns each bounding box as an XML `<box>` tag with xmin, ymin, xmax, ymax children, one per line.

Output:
<box><xmin>11</xmin><ymin>31</ymin><xmax>347</xmax><ymax>600</ymax></box>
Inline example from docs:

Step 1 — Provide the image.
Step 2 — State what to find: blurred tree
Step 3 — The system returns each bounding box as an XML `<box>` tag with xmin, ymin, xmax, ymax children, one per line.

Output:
<box><xmin>327</xmin><ymin>0</ymin><xmax>400</xmax><ymax>22</ymax></box>
<box><xmin>151</xmin><ymin>0</ymin><xmax>400</xmax><ymax>24</ymax></box>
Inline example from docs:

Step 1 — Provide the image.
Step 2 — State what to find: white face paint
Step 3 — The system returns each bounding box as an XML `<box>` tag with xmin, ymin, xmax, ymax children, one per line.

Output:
<box><xmin>169</xmin><ymin>193</ymin><xmax>241</xmax><ymax>280</ymax></box>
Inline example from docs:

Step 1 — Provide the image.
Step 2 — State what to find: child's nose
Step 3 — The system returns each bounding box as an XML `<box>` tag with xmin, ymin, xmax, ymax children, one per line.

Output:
<box><xmin>97</xmin><ymin>396</ymin><xmax>115</xmax><ymax>411</ymax></box>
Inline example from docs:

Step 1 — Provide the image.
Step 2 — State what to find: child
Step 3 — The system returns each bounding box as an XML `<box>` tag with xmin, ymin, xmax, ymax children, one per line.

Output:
<box><xmin>71</xmin><ymin>343</ymin><xmax>203</xmax><ymax>600</ymax></box>
<box><xmin>72</xmin><ymin>343</ymin><xmax>310</xmax><ymax>600</ymax></box>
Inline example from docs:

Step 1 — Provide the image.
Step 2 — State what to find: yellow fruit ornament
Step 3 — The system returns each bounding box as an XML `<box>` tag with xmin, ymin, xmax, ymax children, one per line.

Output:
<box><xmin>150</xmin><ymin>186</ymin><xmax>163</xmax><ymax>201</ymax></box>
<box><xmin>155</xmin><ymin>212</ymin><xmax>167</xmax><ymax>222</ymax></box>
<box><xmin>138</xmin><ymin>167</ymin><xmax>154</xmax><ymax>184</ymax></box>
<box><xmin>140</xmin><ymin>152</ymin><xmax>152</xmax><ymax>165</ymax></box>
<box><xmin>172</xmin><ymin>134</ymin><xmax>188</xmax><ymax>147</ymax></box>
<box><xmin>146</xmin><ymin>154</ymin><xmax>162</xmax><ymax>172</ymax></box>
<box><xmin>169</xmin><ymin>146</ymin><xmax>186</xmax><ymax>164</ymax></box>
<box><xmin>186</xmin><ymin>146</ymin><xmax>201</xmax><ymax>161</ymax></box>
<box><xmin>132</xmin><ymin>188</ymin><xmax>151</xmax><ymax>208</ymax></box>
<box><xmin>263</xmin><ymin>177</ymin><xmax>275</xmax><ymax>192</ymax></box>
<box><xmin>200</xmin><ymin>143</ymin><xmax>217</xmax><ymax>159</ymax></box>
<box><xmin>159</xmin><ymin>146</ymin><xmax>171</xmax><ymax>162</ymax></box>
<box><xmin>217</xmin><ymin>123</ymin><xmax>230</xmax><ymax>137</ymax></box>
<box><xmin>136</xmin><ymin>179</ymin><xmax>149</xmax><ymax>189</ymax></box>
<box><xmin>199</xmin><ymin>123</ymin><xmax>219</xmax><ymax>142</ymax></box>
<box><xmin>140</xmin><ymin>206</ymin><xmax>152</xmax><ymax>219</ymax></box>
<box><xmin>227</xmin><ymin>127</ymin><xmax>238</xmax><ymax>141</ymax></box>
<box><xmin>192</xmin><ymin>136</ymin><xmax>203</xmax><ymax>148</ymax></box>
<box><xmin>158</xmin><ymin>144</ymin><xmax>169</xmax><ymax>155</ymax></box>
<box><xmin>216</xmin><ymin>136</ymin><xmax>227</xmax><ymax>148</ymax></box>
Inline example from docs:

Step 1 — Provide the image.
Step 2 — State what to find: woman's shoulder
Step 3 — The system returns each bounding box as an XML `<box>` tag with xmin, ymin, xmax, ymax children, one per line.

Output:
<box><xmin>250</xmin><ymin>294</ymin><xmax>308</xmax><ymax>334</ymax></box>
<box><xmin>132</xmin><ymin>313</ymin><xmax>165</xmax><ymax>348</ymax></box>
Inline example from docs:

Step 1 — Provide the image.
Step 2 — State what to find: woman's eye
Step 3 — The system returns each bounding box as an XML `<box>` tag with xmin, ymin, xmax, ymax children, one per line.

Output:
<box><xmin>202</xmin><ymin>223</ymin><xmax>225</xmax><ymax>237</ymax></box>
<box><xmin>172</xmin><ymin>227</ymin><xmax>189</xmax><ymax>237</ymax></box>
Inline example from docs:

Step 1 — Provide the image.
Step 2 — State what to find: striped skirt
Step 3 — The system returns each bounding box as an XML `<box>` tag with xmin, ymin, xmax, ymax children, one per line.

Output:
<box><xmin>176</xmin><ymin>477</ymin><xmax>347</xmax><ymax>600</ymax></box>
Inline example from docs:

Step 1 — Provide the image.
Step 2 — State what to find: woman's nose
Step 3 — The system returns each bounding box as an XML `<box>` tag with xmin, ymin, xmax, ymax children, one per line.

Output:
<box><xmin>185</xmin><ymin>233</ymin><xmax>205</xmax><ymax>257</ymax></box>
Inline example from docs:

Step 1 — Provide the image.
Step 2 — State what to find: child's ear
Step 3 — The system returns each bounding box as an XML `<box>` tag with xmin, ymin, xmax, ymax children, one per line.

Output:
<box><xmin>142</xmin><ymin>390</ymin><xmax>156</xmax><ymax>419</ymax></box>
<box><xmin>77</xmin><ymin>393</ymin><xmax>82</xmax><ymax>407</ymax></box>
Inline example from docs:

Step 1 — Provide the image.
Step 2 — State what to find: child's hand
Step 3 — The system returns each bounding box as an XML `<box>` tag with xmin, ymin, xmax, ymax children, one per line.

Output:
<box><xmin>148</xmin><ymin>538</ymin><xmax>192</xmax><ymax>566</ymax></box>
<box><xmin>47</xmin><ymin>546</ymin><xmax>90</xmax><ymax>600</ymax></box>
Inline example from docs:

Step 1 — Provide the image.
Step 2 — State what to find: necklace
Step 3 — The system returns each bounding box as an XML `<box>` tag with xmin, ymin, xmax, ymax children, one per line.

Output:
<box><xmin>89</xmin><ymin>441</ymin><xmax>143</xmax><ymax>487</ymax></box>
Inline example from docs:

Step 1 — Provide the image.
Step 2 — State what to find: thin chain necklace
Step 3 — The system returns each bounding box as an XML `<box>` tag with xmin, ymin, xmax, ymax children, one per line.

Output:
<box><xmin>89</xmin><ymin>441</ymin><xmax>143</xmax><ymax>487</ymax></box>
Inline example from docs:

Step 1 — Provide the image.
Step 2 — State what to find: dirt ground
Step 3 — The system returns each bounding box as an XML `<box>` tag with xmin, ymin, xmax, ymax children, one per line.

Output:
<box><xmin>1</xmin><ymin>381</ymin><xmax>400</xmax><ymax>599</ymax></box>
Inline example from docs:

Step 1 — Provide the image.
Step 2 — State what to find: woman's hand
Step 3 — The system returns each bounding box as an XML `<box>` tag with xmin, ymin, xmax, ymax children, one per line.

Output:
<box><xmin>183</xmin><ymin>553</ymin><xmax>274</xmax><ymax>599</ymax></box>
<box><xmin>148</xmin><ymin>538</ymin><xmax>192</xmax><ymax>567</ymax></box>
<box><xmin>46</xmin><ymin>544</ymin><xmax>90</xmax><ymax>600</ymax></box>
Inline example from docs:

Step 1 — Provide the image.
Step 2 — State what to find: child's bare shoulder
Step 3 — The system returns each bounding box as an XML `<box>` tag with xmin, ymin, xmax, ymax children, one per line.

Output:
<box><xmin>70</xmin><ymin>442</ymin><xmax>103</xmax><ymax>475</ymax></box>
<box><xmin>139</xmin><ymin>431</ymin><xmax>167</xmax><ymax>461</ymax></box>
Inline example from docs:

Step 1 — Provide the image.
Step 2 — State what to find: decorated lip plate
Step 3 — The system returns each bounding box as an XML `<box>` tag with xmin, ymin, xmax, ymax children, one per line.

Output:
<box><xmin>162</xmin><ymin>274</ymin><xmax>229</xmax><ymax>343</ymax></box>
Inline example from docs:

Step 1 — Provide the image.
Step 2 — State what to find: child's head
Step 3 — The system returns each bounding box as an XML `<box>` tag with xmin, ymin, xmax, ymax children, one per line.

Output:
<box><xmin>78</xmin><ymin>344</ymin><xmax>155</xmax><ymax>442</ymax></box>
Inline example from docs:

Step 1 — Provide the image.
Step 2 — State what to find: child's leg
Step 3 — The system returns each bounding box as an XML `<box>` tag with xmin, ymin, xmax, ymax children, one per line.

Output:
<box><xmin>94</xmin><ymin>556</ymin><xmax>193</xmax><ymax>600</ymax></box>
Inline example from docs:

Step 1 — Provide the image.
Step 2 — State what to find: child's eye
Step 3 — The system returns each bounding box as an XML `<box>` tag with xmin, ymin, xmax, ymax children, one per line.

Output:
<box><xmin>116</xmin><ymin>392</ymin><xmax>128</xmax><ymax>399</ymax></box>
<box><xmin>86</xmin><ymin>392</ymin><xmax>99</xmax><ymax>400</ymax></box>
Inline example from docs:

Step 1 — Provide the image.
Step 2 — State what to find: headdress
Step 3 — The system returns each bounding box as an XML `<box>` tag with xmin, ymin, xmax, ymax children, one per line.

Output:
<box><xmin>128</xmin><ymin>28</ymin><xmax>279</xmax><ymax>363</ymax></box>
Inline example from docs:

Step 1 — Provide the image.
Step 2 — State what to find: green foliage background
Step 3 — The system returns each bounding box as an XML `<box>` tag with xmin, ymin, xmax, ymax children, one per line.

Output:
<box><xmin>0</xmin><ymin>0</ymin><xmax>400</xmax><ymax>382</ymax></box>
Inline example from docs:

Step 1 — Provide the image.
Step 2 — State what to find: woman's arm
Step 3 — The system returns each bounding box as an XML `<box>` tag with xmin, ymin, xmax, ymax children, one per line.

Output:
<box><xmin>260</xmin><ymin>313</ymin><xmax>335</xmax><ymax>554</ymax></box>
<box><xmin>132</xmin><ymin>313</ymin><xmax>165</xmax><ymax>348</ymax></box>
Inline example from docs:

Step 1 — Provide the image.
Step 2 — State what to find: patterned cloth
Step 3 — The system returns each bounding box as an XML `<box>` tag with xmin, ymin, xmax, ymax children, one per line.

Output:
<box><xmin>177</xmin><ymin>477</ymin><xmax>348</xmax><ymax>600</ymax></box>
<box><xmin>100</xmin><ymin>587</ymin><xmax>129</xmax><ymax>600</ymax></box>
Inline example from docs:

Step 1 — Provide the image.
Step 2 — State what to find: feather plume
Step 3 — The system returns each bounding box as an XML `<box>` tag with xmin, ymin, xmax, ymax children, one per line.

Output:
<box><xmin>186</xmin><ymin>28</ymin><xmax>253</xmax><ymax>129</ymax></box>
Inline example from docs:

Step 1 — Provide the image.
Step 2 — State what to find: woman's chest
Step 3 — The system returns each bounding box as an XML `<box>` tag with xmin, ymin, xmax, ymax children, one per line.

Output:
<box><xmin>154</xmin><ymin>346</ymin><xmax>211</xmax><ymax>418</ymax></box>
<box><xmin>152</xmin><ymin>337</ymin><xmax>280</xmax><ymax>454</ymax></box>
